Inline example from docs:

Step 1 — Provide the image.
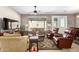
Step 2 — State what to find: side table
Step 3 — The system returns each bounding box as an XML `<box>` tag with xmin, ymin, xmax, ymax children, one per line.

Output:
<box><xmin>29</xmin><ymin>36</ymin><xmax>38</xmax><ymax>52</ymax></box>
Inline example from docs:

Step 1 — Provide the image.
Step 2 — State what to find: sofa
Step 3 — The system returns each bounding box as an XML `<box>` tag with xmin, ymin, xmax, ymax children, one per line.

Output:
<box><xmin>0</xmin><ymin>36</ymin><xmax>29</xmax><ymax>52</ymax></box>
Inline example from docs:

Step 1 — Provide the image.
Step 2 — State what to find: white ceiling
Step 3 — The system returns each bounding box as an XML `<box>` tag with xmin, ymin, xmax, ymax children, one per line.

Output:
<box><xmin>10</xmin><ymin>6</ymin><xmax>79</xmax><ymax>14</ymax></box>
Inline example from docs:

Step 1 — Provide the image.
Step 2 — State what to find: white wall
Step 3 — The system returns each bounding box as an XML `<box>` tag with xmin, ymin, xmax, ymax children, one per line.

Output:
<box><xmin>0</xmin><ymin>6</ymin><xmax>21</xmax><ymax>29</ymax></box>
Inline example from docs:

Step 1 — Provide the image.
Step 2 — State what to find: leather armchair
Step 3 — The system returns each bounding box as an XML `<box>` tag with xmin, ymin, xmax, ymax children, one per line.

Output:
<box><xmin>64</xmin><ymin>27</ymin><xmax>77</xmax><ymax>39</ymax></box>
<box><xmin>47</xmin><ymin>28</ymin><xmax>62</xmax><ymax>39</ymax></box>
<box><xmin>53</xmin><ymin>35</ymin><xmax>73</xmax><ymax>48</ymax></box>
<box><xmin>53</xmin><ymin>28</ymin><xmax>62</xmax><ymax>37</ymax></box>
<box><xmin>47</xmin><ymin>30</ymin><xmax>54</xmax><ymax>39</ymax></box>
<box><xmin>53</xmin><ymin>27</ymin><xmax>76</xmax><ymax>48</ymax></box>
<box><xmin>72</xmin><ymin>28</ymin><xmax>79</xmax><ymax>37</ymax></box>
<box><xmin>53</xmin><ymin>28</ymin><xmax>59</xmax><ymax>33</ymax></box>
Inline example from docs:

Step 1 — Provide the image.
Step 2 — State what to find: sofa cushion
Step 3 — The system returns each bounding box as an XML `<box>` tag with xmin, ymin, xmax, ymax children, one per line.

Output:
<box><xmin>3</xmin><ymin>33</ymin><xmax>21</xmax><ymax>37</ymax></box>
<box><xmin>0</xmin><ymin>36</ymin><xmax>29</xmax><ymax>52</ymax></box>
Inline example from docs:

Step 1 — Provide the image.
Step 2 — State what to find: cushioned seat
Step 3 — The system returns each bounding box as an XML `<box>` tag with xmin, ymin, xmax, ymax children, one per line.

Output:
<box><xmin>3</xmin><ymin>33</ymin><xmax>21</xmax><ymax>37</ymax></box>
<box><xmin>0</xmin><ymin>36</ymin><xmax>29</xmax><ymax>52</ymax></box>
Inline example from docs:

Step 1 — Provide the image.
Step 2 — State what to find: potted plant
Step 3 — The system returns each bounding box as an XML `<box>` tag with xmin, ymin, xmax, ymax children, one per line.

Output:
<box><xmin>20</xmin><ymin>25</ymin><xmax>25</xmax><ymax>36</ymax></box>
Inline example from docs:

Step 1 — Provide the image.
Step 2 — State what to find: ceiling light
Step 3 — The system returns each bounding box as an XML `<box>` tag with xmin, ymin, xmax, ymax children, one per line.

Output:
<box><xmin>33</xmin><ymin>6</ymin><xmax>38</xmax><ymax>15</ymax></box>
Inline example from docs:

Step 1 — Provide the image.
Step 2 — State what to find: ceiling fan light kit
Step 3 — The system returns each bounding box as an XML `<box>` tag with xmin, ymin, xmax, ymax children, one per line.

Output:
<box><xmin>33</xmin><ymin>6</ymin><xmax>38</xmax><ymax>15</ymax></box>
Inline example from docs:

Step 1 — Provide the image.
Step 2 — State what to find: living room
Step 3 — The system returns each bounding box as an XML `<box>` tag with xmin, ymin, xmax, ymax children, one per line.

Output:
<box><xmin>0</xmin><ymin>6</ymin><xmax>79</xmax><ymax>52</ymax></box>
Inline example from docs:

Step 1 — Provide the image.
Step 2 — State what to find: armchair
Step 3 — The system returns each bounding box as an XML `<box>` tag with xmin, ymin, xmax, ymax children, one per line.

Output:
<box><xmin>53</xmin><ymin>27</ymin><xmax>76</xmax><ymax>49</ymax></box>
<box><xmin>53</xmin><ymin>36</ymin><xmax>73</xmax><ymax>48</ymax></box>
<box><xmin>47</xmin><ymin>28</ymin><xmax>62</xmax><ymax>40</ymax></box>
<box><xmin>47</xmin><ymin>30</ymin><xmax>54</xmax><ymax>39</ymax></box>
<box><xmin>64</xmin><ymin>27</ymin><xmax>77</xmax><ymax>39</ymax></box>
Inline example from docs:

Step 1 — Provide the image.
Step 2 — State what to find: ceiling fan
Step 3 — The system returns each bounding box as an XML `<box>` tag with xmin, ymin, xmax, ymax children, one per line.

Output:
<box><xmin>33</xmin><ymin>6</ymin><xmax>39</xmax><ymax>15</ymax></box>
<box><xmin>28</xmin><ymin>6</ymin><xmax>40</xmax><ymax>15</ymax></box>
<box><xmin>33</xmin><ymin>6</ymin><xmax>37</xmax><ymax>13</ymax></box>
<box><xmin>27</xmin><ymin>6</ymin><xmax>48</xmax><ymax>15</ymax></box>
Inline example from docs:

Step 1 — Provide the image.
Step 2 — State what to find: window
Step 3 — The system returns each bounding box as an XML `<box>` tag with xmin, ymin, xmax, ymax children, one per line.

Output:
<box><xmin>28</xmin><ymin>16</ymin><xmax>47</xmax><ymax>31</ymax></box>
<box><xmin>60</xmin><ymin>16</ymin><xmax>65</xmax><ymax>27</ymax></box>
<box><xmin>52</xmin><ymin>16</ymin><xmax>59</xmax><ymax>28</ymax></box>
<box><xmin>29</xmin><ymin>21</ymin><xmax>45</xmax><ymax>28</ymax></box>
<box><xmin>53</xmin><ymin>17</ymin><xmax>58</xmax><ymax>27</ymax></box>
<box><xmin>52</xmin><ymin>16</ymin><xmax>67</xmax><ymax>28</ymax></box>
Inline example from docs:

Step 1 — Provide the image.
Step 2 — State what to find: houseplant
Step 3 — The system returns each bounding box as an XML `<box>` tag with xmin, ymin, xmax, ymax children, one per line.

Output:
<box><xmin>20</xmin><ymin>25</ymin><xmax>25</xmax><ymax>36</ymax></box>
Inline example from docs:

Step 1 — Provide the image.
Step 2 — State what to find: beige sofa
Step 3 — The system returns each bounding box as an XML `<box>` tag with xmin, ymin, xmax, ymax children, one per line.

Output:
<box><xmin>0</xmin><ymin>36</ymin><xmax>29</xmax><ymax>52</ymax></box>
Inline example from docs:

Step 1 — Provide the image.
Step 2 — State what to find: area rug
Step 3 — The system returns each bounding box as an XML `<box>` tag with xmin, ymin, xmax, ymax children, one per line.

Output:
<box><xmin>38</xmin><ymin>38</ymin><xmax>59</xmax><ymax>50</ymax></box>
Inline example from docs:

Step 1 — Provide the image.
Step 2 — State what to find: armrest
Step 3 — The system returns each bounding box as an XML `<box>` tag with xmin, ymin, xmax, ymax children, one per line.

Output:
<box><xmin>54</xmin><ymin>33</ymin><xmax>63</xmax><ymax>37</ymax></box>
<box><xmin>53</xmin><ymin>37</ymin><xmax>66</xmax><ymax>41</ymax></box>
